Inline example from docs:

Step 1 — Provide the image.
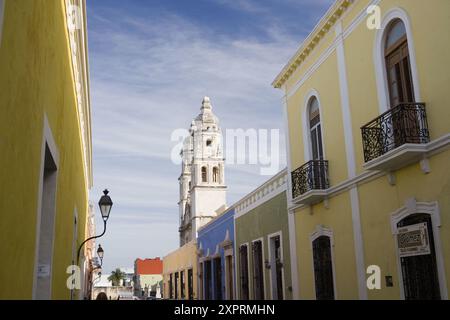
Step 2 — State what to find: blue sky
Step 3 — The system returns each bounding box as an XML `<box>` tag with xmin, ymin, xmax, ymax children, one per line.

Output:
<box><xmin>87</xmin><ymin>0</ymin><xmax>334</xmax><ymax>273</ymax></box>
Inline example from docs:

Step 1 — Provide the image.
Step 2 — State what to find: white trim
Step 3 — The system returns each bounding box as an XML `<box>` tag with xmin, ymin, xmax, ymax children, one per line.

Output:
<box><xmin>287</xmin><ymin>41</ymin><xmax>338</xmax><ymax>100</ymax></box>
<box><xmin>284</xmin><ymin>0</ymin><xmax>381</xmax><ymax>98</ymax></box>
<box><xmin>349</xmin><ymin>187</ymin><xmax>367</xmax><ymax>299</ymax></box>
<box><xmin>267</xmin><ymin>231</ymin><xmax>286</xmax><ymax>300</ymax></box>
<box><xmin>234</xmin><ymin>170</ymin><xmax>287</xmax><ymax>219</ymax></box>
<box><xmin>32</xmin><ymin>115</ymin><xmax>59</xmax><ymax>300</ymax></box>
<box><xmin>335</xmin><ymin>20</ymin><xmax>367</xmax><ymax>300</ymax></box>
<box><xmin>281</xmin><ymin>94</ymin><xmax>300</xmax><ymax>299</ymax></box>
<box><xmin>0</xmin><ymin>0</ymin><xmax>5</xmax><ymax>48</ymax></box>
<box><xmin>302</xmin><ymin>89</ymin><xmax>326</xmax><ymax>162</ymax></box>
<box><xmin>363</xmin><ymin>134</ymin><xmax>450</xmax><ymax>172</ymax></box>
<box><xmin>391</xmin><ymin>199</ymin><xmax>448</xmax><ymax>300</ymax></box>
<box><xmin>251</xmin><ymin>237</ymin><xmax>267</xmax><ymax>300</ymax></box>
<box><xmin>335</xmin><ymin>21</ymin><xmax>356</xmax><ymax>179</ymax></box>
<box><xmin>310</xmin><ymin>226</ymin><xmax>338</xmax><ymax>300</ymax></box>
<box><xmin>373</xmin><ymin>7</ymin><xmax>421</xmax><ymax>114</ymax></box>
<box><xmin>289</xmin><ymin>134</ymin><xmax>450</xmax><ymax>212</ymax></box>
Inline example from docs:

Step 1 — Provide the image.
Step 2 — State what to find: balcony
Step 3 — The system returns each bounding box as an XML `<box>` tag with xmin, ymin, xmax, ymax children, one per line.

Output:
<box><xmin>361</xmin><ymin>103</ymin><xmax>430</xmax><ymax>171</ymax></box>
<box><xmin>291</xmin><ymin>160</ymin><xmax>329</xmax><ymax>205</ymax></box>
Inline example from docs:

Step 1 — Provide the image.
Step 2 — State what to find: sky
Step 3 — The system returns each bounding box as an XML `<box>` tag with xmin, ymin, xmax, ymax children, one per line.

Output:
<box><xmin>86</xmin><ymin>0</ymin><xmax>334</xmax><ymax>273</ymax></box>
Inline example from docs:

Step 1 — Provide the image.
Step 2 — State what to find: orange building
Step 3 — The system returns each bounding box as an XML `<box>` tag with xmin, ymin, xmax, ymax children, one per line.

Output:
<box><xmin>134</xmin><ymin>258</ymin><xmax>164</xmax><ymax>298</ymax></box>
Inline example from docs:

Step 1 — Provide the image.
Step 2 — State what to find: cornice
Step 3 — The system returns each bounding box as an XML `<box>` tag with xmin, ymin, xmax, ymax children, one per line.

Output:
<box><xmin>272</xmin><ymin>0</ymin><xmax>354</xmax><ymax>89</ymax></box>
<box><xmin>65</xmin><ymin>0</ymin><xmax>93</xmax><ymax>188</ymax></box>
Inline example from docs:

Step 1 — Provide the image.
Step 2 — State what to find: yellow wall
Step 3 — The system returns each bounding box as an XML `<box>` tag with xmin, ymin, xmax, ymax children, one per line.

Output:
<box><xmin>163</xmin><ymin>241</ymin><xmax>198</xmax><ymax>300</ymax></box>
<box><xmin>294</xmin><ymin>192</ymin><xmax>360</xmax><ymax>299</ymax></box>
<box><xmin>0</xmin><ymin>0</ymin><xmax>90</xmax><ymax>299</ymax></box>
<box><xmin>280</xmin><ymin>0</ymin><xmax>450</xmax><ymax>300</ymax></box>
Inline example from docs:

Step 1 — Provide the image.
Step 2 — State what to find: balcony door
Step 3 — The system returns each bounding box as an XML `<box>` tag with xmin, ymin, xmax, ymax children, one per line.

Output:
<box><xmin>385</xmin><ymin>19</ymin><xmax>414</xmax><ymax>107</ymax></box>
<box><xmin>385</xmin><ymin>19</ymin><xmax>421</xmax><ymax>148</ymax></box>
<box><xmin>308</xmin><ymin>96</ymin><xmax>324</xmax><ymax>161</ymax></box>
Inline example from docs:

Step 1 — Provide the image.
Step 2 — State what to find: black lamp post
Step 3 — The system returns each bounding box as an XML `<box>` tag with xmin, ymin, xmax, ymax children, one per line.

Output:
<box><xmin>77</xmin><ymin>189</ymin><xmax>113</xmax><ymax>265</ymax></box>
<box><xmin>97</xmin><ymin>244</ymin><xmax>104</xmax><ymax>264</ymax></box>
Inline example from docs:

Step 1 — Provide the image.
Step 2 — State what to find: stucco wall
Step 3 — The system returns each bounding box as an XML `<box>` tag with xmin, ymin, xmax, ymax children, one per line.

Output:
<box><xmin>0</xmin><ymin>0</ymin><xmax>90</xmax><ymax>299</ymax></box>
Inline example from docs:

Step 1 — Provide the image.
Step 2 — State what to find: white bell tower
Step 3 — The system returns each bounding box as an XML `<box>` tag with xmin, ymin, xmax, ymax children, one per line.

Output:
<box><xmin>178</xmin><ymin>97</ymin><xmax>227</xmax><ymax>246</ymax></box>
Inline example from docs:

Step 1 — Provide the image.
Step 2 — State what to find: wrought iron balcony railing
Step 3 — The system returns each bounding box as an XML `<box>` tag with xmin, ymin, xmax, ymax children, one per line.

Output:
<box><xmin>291</xmin><ymin>160</ymin><xmax>329</xmax><ymax>199</ymax></box>
<box><xmin>361</xmin><ymin>103</ymin><xmax>430</xmax><ymax>163</ymax></box>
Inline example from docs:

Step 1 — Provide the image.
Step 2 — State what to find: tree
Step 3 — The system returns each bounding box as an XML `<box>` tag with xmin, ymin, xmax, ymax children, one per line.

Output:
<box><xmin>108</xmin><ymin>268</ymin><xmax>125</xmax><ymax>287</ymax></box>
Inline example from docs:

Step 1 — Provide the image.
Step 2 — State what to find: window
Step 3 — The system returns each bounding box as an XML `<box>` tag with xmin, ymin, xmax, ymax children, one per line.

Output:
<box><xmin>204</xmin><ymin>260</ymin><xmax>212</xmax><ymax>300</ymax></box>
<box><xmin>225</xmin><ymin>255</ymin><xmax>234</xmax><ymax>300</ymax></box>
<box><xmin>213</xmin><ymin>257</ymin><xmax>223</xmax><ymax>300</ymax></box>
<box><xmin>174</xmin><ymin>272</ymin><xmax>179</xmax><ymax>299</ymax></box>
<box><xmin>180</xmin><ymin>270</ymin><xmax>185</xmax><ymax>299</ymax></box>
<box><xmin>206</xmin><ymin>139</ymin><xmax>212</xmax><ymax>147</ymax></box>
<box><xmin>397</xmin><ymin>214</ymin><xmax>441</xmax><ymax>300</ymax></box>
<box><xmin>169</xmin><ymin>274</ymin><xmax>173</xmax><ymax>299</ymax></box>
<box><xmin>213</xmin><ymin>167</ymin><xmax>219</xmax><ymax>183</ymax></box>
<box><xmin>312</xmin><ymin>236</ymin><xmax>335</xmax><ymax>300</ymax></box>
<box><xmin>239</xmin><ymin>245</ymin><xmax>249</xmax><ymax>300</ymax></box>
<box><xmin>35</xmin><ymin>143</ymin><xmax>58</xmax><ymax>300</ymax></box>
<box><xmin>269</xmin><ymin>235</ymin><xmax>284</xmax><ymax>300</ymax></box>
<box><xmin>188</xmin><ymin>269</ymin><xmax>194</xmax><ymax>300</ymax></box>
<box><xmin>252</xmin><ymin>241</ymin><xmax>265</xmax><ymax>300</ymax></box>
<box><xmin>308</xmin><ymin>97</ymin><xmax>324</xmax><ymax>160</ymax></box>
<box><xmin>385</xmin><ymin>19</ymin><xmax>414</xmax><ymax>107</ymax></box>
<box><xmin>201</xmin><ymin>167</ymin><xmax>207</xmax><ymax>183</ymax></box>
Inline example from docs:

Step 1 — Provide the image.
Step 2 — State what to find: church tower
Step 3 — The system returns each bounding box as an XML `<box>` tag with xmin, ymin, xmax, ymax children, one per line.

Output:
<box><xmin>179</xmin><ymin>97</ymin><xmax>227</xmax><ymax>246</ymax></box>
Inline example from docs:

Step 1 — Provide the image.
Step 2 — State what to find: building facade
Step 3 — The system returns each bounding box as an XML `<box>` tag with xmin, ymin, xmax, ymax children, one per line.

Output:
<box><xmin>234</xmin><ymin>170</ymin><xmax>293</xmax><ymax>300</ymax></box>
<box><xmin>179</xmin><ymin>97</ymin><xmax>227</xmax><ymax>246</ymax></box>
<box><xmin>163</xmin><ymin>240</ymin><xmax>198</xmax><ymax>300</ymax></box>
<box><xmin>0</xmin><ymin>0</ymin><xmax>92</xmax><ymax>299</ymax></box>
<box><xmin>197</xmin><ymin>208</ymin><xmax>235</xmax><ymax>300</ymax></box>
<box><xmin>273</xmin><ymin>0</ymin><xmax>450</xmax><ymax>299</ymax></box>
<box><xmin>134</xmin><ymin>258</ymin><xmax>163</xmax><ymax>299</ymax></box>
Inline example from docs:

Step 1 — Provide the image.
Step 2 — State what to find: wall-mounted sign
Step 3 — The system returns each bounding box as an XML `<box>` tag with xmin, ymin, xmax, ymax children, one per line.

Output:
<box><xmin>397</xmin><ymin>222</ymin><xmax>431</xmax><ymax>258</ymax></box>
<box><xmin>37</xmin><ymin>264</ymin><xmax>51</xmax><ymax>278</ymax></box>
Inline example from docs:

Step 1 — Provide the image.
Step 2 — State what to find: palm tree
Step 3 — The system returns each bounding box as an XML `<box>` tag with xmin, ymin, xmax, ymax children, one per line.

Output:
<box><xmin>108</xmin><ymin>268</ymin><xmax>125</xmax><ymax>287</ymax></box>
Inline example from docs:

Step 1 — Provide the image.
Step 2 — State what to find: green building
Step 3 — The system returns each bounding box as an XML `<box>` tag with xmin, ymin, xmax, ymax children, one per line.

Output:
<box><xmin>234</xmin><ymin>170</ymin><xmax>293</xmax><ymax>300</ymax></box>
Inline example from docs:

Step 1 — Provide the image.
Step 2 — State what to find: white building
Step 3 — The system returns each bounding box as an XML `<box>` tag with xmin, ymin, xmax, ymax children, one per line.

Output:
<box><xmin>179</xmin><ymin>97</ymin><xmax>227</xmax><ymax>246</ymax></box>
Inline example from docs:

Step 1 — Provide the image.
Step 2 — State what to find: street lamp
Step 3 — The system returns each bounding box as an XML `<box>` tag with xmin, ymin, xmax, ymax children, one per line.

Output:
<box><xmin>97</xmin><ymin>244</ymin><xmax>104</xmax><ymax>264</ymax></box>
<box><xmin>77</xmin><ymin>189</ymin><xmax>113</xmax><ymax>264</ymax></box>
<box><xmin>99</xmin><ymin>189</ymin><xmax>113</xmax><ymax>222</ymax></box>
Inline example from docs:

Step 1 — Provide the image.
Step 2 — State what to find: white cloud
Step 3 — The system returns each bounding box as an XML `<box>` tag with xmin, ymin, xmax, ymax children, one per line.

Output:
<box><xmin>87</xmin><ymin>2</ymin><xmax>328</xmax><ymax>271</ymax></box>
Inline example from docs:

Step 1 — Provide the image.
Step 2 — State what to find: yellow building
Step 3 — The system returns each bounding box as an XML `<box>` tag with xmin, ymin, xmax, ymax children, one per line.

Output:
<box><xmin>163</xmin><ymin>241</ymin><xmax>198</xmax><ymax>300</ymax></box>
<box><xmin>0</xmin><ymin>0</ymin><xmax>92</xmax><ymax>299</ymax></box>
<box><xmin>273</xmin><ymin>0</ymin><xmax>450</xmax><ymax>300</ymax></box>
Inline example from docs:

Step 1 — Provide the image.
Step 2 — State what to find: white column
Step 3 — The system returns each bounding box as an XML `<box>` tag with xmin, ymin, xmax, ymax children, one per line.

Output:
<box><xmin>335</xmin><ymin>21</ymin><xmax>367</xmax><ymax>300</ymax></box>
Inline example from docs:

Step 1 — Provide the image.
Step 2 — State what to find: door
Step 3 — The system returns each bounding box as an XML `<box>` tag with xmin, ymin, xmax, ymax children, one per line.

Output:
<box><xmin>397</xmin><ymin>214</ymin><xmax>441</xmax><ymax>300</ymax></box>
<box><xmin>188</xmin><ymin>269</ymin><xmax>193</xmax><ymax>300</ymax></box>
<box><xmin>312</xmin><ymin>236</ymin><xmax>335</xmax><ymax>300</ymax></box>
<box><xmin>252</xmin><ymin>241</ymin><xmax>265</xmax><ymax>300</ymax></box>
<box><xmin>204</xmin><ymin>260</ymin><xmax>212</xmax><ymax>300</ymax></box>
<box><xmin>269</xmin><ymin>236</ymin><xmax>284</xmax><ymax>300</ymax></box>
<box><xmin>239</xmin><ymin>245</ymin><xmax>249</xmax><ymax>300</ymax></box>
<box><xmin>385</xmin><ymin>20</ymin><xmax>419</xmax><ymax>148</ymax></box>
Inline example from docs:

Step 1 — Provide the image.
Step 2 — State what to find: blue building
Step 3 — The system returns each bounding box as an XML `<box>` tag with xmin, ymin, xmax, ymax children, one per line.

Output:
<box><xmin>197</xmin><ymin>208</ymin><xmax>235</xmax><ymax>300</ymax></box>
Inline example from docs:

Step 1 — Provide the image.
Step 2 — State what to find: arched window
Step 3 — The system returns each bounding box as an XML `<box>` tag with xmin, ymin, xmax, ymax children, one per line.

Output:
<box><xmin>308</xmin><ymin>97</ymin><xmax>324</xmax><ymax>160</ymax></box>
<box><xmin>201</xmin><ymin>166</ymin><xmax>207</xmax><ymax>183</ymax></box>
<box><xmin>212</xmin><ymin>167</ymin><xmax>219</xmax><ymax>183</ymax></box>
<box><xmin>385</xmin><ymin>19</ymin><xmax>414</xmax><ymax>107</ymax></box>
